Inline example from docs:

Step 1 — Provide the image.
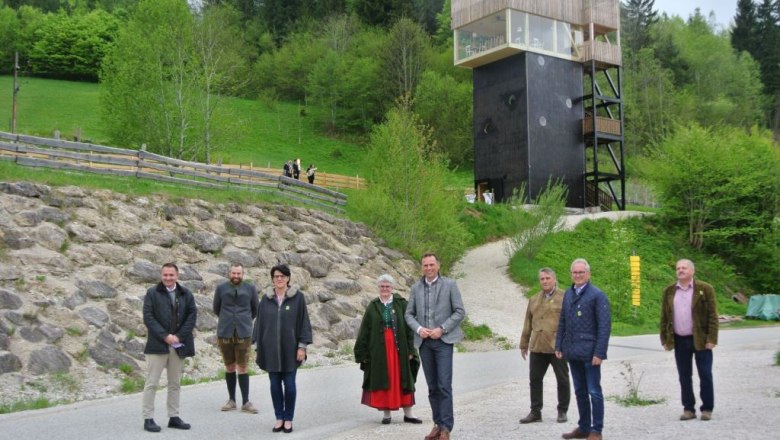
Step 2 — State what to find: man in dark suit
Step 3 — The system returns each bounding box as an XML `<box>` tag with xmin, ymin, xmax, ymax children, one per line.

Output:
<box><xmin>556</xmin><ymin>258</ymin><xmax>611</xmax><ymax>440</ymax></box>
<box><xmin>142</xmin><ymin>263</ymin><xmax>198</xmax><ymax>433</ymax></box>
<box><xmin>660</xmin><ymin>259</ymin><xmax>718</xmax><ymax>422</ymax></box>
<box><xmin>405</xmin><ymin>253</ymin><xmax>466</xmax><ymax>440</ymax></box>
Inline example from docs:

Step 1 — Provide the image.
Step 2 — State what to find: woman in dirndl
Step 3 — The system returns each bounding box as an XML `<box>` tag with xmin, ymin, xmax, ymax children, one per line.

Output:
<box><xmin>354</xmin><ymin>274</ymin><xmax>422</xmax><ymax>425</ymax></box>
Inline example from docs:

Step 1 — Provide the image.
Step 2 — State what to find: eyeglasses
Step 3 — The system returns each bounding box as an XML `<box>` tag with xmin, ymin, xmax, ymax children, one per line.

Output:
<box><xmin>379</xmin><ymin>285</ymin><xmax>393</xmax><ymax>290</ymax></box>
<box><xmin>273</xmin><ymin>275</ymin><xmax>288</xmax><ymax>280</ymax></box>
<box><xmin>571</xmin><ymin>271</ymin><xmax>588</xmax><ymax>275</ymax></box>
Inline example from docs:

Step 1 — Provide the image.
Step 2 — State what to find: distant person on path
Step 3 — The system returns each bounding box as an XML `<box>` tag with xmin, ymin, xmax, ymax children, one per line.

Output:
<box><xmin>306</xmin><ymin>164</ymin><xmax>317</xmax><ymax>184</ymax></box>
<box><xmin>253</xmin><ymin>264</ymin><xmax>313</xmax><ymax>433</ymax></box>
<box><xmin>141</xmin><ymin>263</ymin><xmax>198</xmax><ymax>433</ymax></box>
<box><xmin>283</xmin><ymin>160</ymin><xmax>292</xmax><ymax>178</ymax></box>
<box><xmin>354</xmin><ymin>274</ymin><xmax>422</xmax><ymax>425</ymax></box>
<box><xmin>405</xmin><ymin>253</ymin><xmax>466</xmax><ymax>440</ymax></box>
<box><xmin>660</xmin><ymin>258</ymin><xmax>718</xmax><ymax>422</ymax></box>
<box><xmin>519</xmin><ymin>268</ymin><xmax>570</xmax><ymax>424</ymax></box>
<box><xmin>293</xmin><ymin>158</ymin><xmax>301</xmax><ymax>180</ymax></box>
<box><xmin>556</xmin><ymin>258</ymin><xmax>611</xmax><ymax>440</ymax></box>
<box><xmin>213</xmin><ymin>263</ymin><xmax>259</xmax><ymax>414</ymax></box>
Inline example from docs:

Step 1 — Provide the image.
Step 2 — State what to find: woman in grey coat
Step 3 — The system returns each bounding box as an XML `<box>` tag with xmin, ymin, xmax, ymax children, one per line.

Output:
<box><xmin>253</xmin><ymin>264</ymin><xmax>313</xmax><ymax>433</ymax></box>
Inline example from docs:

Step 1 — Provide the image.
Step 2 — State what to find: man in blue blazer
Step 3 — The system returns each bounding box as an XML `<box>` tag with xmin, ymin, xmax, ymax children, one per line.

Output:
<box><xmin>555</xmin><ymin>259</ymin><xmax>611</xmax><ymax>440</ymax></box>
<box><xmin>405</xmin><ymin>253</ymin><xmax>466</xmax><ymax>440</ymax></box>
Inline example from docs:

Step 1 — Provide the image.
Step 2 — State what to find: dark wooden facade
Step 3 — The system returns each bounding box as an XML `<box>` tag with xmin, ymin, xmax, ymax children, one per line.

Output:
<box><xmin>473</xmin><ymin>52</ymin><xmax>584</xmax><ymax>207</ymax></box>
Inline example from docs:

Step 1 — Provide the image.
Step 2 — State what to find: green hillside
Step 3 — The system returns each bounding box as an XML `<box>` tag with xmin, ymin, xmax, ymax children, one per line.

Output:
<box><xmin>0</xmin><ymin>76</ymin><xmax>366</xmax><ymax>176</ymax></box>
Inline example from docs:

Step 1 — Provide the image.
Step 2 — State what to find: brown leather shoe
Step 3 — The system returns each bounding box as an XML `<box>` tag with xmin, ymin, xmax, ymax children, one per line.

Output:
<box><xmin>424</xmin><ymin>425</ymin><xmax>441</xmax><ymax>440</ymax></box>
<box><xmin>520</xmin><ymin>411</ymin><xmax>542</xmax><ymax>424</ymax></box>
<box><xmin>680</xmin><ymin>410</ymin><xmax>696</xmax><ymax>421</ymax></box>
<box><xmin>439</xmin><ymin>429</ymin><xmax>450</xmax><ymax>440</ymax></box>
<box><xmin>700</xmin><ymin>411</ymin><xmax>712</xmax><ymax>421</ymax></box>
<box><xmin>587</xmin><ymin>433</ymin><xmax>602</xmax><ymax>440</ymax></box>
<box><xmin>562</xmin><ymin>427</ymin><xmax>589</xmax><ymax>439</ymax></box>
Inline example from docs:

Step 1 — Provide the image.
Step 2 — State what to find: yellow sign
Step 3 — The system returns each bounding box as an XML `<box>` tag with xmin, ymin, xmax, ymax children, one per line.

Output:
<box><xmin>629</xmin><ymin>255</ymin><xmax>641</xmax><ymax>306</ymax></box>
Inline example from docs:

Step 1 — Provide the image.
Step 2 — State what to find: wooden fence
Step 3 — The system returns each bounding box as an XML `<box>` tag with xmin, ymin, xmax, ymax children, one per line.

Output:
<box><xmin>0</xmin><ymin>131</ymin><xmax>348</xmax><ymax>213</ymax></box>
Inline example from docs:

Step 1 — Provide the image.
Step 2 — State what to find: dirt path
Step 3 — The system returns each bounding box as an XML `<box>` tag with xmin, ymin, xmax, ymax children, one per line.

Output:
<box><xmin>452</xmin><ymin>211</ymin><xmax>648</xmax><ymax>346</ymax></box>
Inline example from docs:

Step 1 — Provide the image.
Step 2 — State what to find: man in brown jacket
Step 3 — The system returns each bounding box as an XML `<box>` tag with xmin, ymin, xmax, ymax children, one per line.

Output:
<box><xmin>519</xmin><ymin>268</ymin><xmax>570</xmax><ymax>424</ymax></box>
<box><xmin>660</xmin><ymin>259</ymin><xmax>719</xmax><ymax>422</ymax></box>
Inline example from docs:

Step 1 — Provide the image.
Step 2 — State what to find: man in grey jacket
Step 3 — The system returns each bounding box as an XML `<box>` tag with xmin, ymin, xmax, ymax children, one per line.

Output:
<box><xmin>213</xmin><ymin>263</ymin><xmax>259</xmax><ymax>414</ymax></box>
<box><xmin>405</xmin><ymin>253</ymin><xmax>466</xmax><ymax>440</ymax></box>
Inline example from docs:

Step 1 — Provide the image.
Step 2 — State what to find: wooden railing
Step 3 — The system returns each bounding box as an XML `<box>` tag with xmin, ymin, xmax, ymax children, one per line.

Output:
<box><xmin>579</xmin><ymin>40</ymin><xmax>622</xmax><ymax>66</ymax></box>
<box><xmin>583</xmin><ymin>115</ymin><xmax>622</xmax><ymax>135</ymax></box>
<box><xmin>0</xmin><ymin>131</ymin><xmax>348</xmax><ymax>213</ymax></box>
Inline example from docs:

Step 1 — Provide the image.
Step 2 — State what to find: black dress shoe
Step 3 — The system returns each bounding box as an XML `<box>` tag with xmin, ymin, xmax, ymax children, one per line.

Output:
<box><xmin>272</xmin><ymin>423</ymin><xmax>284</xmax><ymax>433</ymax></box>
<box><xmin>168</xmin><ymin>416</ymin><xmax>191</xmax><ymax>430</ymax></box>
<box><xmin>283</xmin><ymin>422</ymin><xmax>293</xmax><ymax>433</ymax></box>
<box><xmin>381</xmin><ymin>417</ymin><xmax>391</xmax><ymax>424</ymax></box>
<box><xmin>144</xmin><ymin>419</ymin><xmax>161</xmax><ymax>433</ymax></box>
<box><xmin>403</xmin><ymin>416</ymin><xmax>423</xmax><ymax>424</ymax></box>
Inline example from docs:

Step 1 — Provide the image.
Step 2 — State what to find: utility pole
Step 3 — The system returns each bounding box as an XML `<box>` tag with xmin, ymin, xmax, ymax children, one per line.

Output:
<box><xmin>12</xmin><ymin>51</ymin><xmax>19</xmax><ymax>133</ymax></box>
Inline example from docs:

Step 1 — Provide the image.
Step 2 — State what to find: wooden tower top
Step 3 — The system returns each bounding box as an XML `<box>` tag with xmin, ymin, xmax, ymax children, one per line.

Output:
<box><xmin>452</xmin><ymin>0</ymin><xmax>621</xmax><ymax>68</ymax></box>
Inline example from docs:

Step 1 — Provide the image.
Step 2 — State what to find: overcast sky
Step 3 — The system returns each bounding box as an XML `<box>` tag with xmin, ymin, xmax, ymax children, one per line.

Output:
<box><xmin>651</xmin><ymin>0</ymin><xmax>739</xmax><ymax>28</ymax></box>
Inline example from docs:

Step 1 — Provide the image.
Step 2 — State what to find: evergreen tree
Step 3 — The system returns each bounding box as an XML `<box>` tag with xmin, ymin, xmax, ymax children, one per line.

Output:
<box><xmin>260</xmin><ymin>0</ymin><xmax>303</xmax><ymax>44</ymax></box>
<box><xmin>755</xmin><ymin>0</ymin><xmax>780</xmax><ymax>134</ymax></box>
<box><xmin>731</xmin><ymin>0</ymin><xmax>757</xmax><ymax>53</ymax></box>
<box><xmin>353</xmin><ymin>0</ymin><xmax>412</xmax><ymax>28</ymax></box>
<box><xmin>621</xmin><ymin>0</ymin><xmax>658</xmax><ymax>54</ymax></box>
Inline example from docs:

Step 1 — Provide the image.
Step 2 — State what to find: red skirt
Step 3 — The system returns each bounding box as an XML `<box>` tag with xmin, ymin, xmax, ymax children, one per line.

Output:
<box><xmin>361</xmin><ymin>328</ymin><xmax>415</xmax><ymax>410</ymax></box>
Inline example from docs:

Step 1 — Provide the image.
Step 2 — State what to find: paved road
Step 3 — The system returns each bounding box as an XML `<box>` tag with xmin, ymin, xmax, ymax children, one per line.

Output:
<box><xmin>1</xmin><ymin>327</ymin><xmax>777</xmax><ymax>439</ymax></box>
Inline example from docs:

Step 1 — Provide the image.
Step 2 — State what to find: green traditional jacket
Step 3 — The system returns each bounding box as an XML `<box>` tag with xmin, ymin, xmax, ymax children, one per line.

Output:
<box><xmin>660</xmin><ymin>280</ymin><xmax>719</xmax><ymax>351</ymax></box>
<box><xmin>354</xmin><ymin>293</ymin><xmax>418</xmax><ymax>393</ymax></box>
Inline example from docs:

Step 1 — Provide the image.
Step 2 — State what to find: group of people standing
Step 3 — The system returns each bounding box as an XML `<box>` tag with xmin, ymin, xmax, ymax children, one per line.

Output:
<box><xmin>355</xmin><ymin>252</ymin><xmax>467</xmax><ymax>440</ymax></box>
<box><xmin>282</xmin><ymin>158</ymin><xmax>317</xmax><ymax>184</ymax></box>
<box><xmin>141</xmin><ymin>262</ymin><xmax>312</xmax><ymax>434</ymax></box>
<box><xmin>519</xmin><ymin>258</ymin><xmax>718</xmax><ymax>440</ymax></box>
<box><xmin>139</xmin><ymin>254</ymin><xmax>719</xmax><ymax>440</ymax></box>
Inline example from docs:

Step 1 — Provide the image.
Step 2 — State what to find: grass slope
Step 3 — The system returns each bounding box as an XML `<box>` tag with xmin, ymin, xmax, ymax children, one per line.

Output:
<box><xmin>509</xmin><ymin>217</ymin><xmax>751</xmax><ymax>335</ymax></box>
<box><xmin>0</xmin><ymin>76</ymin><xmax>365</xmax><ymax>176</ymax></box>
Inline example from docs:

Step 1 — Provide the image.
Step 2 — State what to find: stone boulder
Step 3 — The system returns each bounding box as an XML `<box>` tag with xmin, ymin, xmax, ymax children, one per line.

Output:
<box><xmin>76</xmin><ymin>279</ymin><xmax>118</xmax><ymax>299</ymax></box>
<box><xmin>28</xmin><ymin>345</ymin><xmax>71</xmax><ymax>375</ymax></box>
<box><xmin>323</xmin><ymin>279</ymin><xmax>362</xmax><ymax>296</ymax></box>
<box><xmin>302</xmin><ymin>254</ymin><xmax>332</xmax><ymax>278</ymax></box>
<box><xmin>179</xmin><ymin>265</ymin><xmax>203</xmax><ymax>281</ymax></box>
<box><xmin>0</xmin><ymin>289</ymin><xmax>23</xmax><ymax>310</ymax></box>
<box><xmin>127</xmin><ymin>260</ymin><xmax>161</xmax><ymax>283</ymax></box>
<box><xmin>37</xmin><ymin>206</ymin><xmax>70</xmax><ymax>225</ymax></box>
<box><xmin>78</xmin><ymin>306</ymin><xmax>110</xmax><ymax>328</ymax></box>
<box><xmin>30</xmin><ymin>223</ymin><xmax>68</xmax><ymax>251</ymax></box>
<box><xmin>15</xmin><ymin>210</ymin><xmax>42</xmax><ymax>227</ymax></box>
<box><xmin>0</xmin><ymin>351</ymin><xmax>23</xmax><ymax>373</ymax></box>
<box><xmin>0</xmin><ymin>264</ymin><xmax>22</xmax><ymax>281</ymax></box>
<box><xmin>89</xmin><ymin>329</ymin><xmax>139</xmax><ymax>370</ymax></box>
<box><xmin>225</xmin><ymin>218</ymin><xmax>254</xmax><ymax>236</ymax></box>
<box><xmin>64</xmin><ymin>290</ymin><xmax>86</xmax><ymax>310</ymax></box>
<box><xmin>66</xmin><ymin>222</ymin><xmax>105</xmax><ymax>243</ymax></box>
<box><xmin>147</xmin><ymin>229</ymin><xmax>177</xmax><ymax>248</ymax></box>
<box><xmin>2</xmin><ymin>229</ymin><xmax>35</xmax><ymax>249</ymax></box>
<box><xmin>0</xmin><ymin>181</ymin><xmax>50</xmax><ymax>198</ymax></box>
<box><xmin>38</xmin><ymin>322</ymin><xmax>65</xmax><ymax>343</ymax></box>
<box><xmin>181</xmin><ymin>230</ymin><xmax>225</xmax><ymax>253</ymax></box>
<box><xmin>19</xmin><ymin>326</ymin><xmax>45</xmax><ymax>343</ymax></box>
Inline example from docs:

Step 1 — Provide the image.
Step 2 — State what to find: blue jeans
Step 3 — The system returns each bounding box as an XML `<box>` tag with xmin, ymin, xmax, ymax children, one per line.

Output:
<box><xmin>419</xmin><ymin>339</ymin><xmax>454</xmax><ymax>432</ymax></box>
<box><xmin>568</xmin><ymin>359</ymin><xmax>604</xmax><ymax>434</ymax></box>
<box><xmin>268</xmin><ymin>370</ymin><xmax>297</xmax><ymax>421</ymax></box>
<box><xmin>674</xmin><ymin>334</ymin><xmax>714</xmax><ymax>412</ymax></box>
